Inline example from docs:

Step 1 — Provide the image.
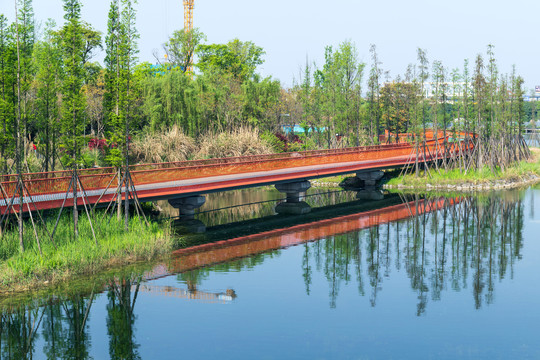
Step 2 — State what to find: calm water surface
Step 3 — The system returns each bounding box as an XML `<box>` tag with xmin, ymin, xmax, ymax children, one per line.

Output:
<box><xmin>1</xmin><ymin>186</ymin><xmax>540</xmax><ymax>359</ymax></box>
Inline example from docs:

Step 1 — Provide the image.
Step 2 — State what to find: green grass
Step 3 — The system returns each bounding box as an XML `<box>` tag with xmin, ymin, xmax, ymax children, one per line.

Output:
<box><xmin>387</xmin><ymin>148</ymin><xmax>540</xmax><ymax>188</ymax></box>
<box><xmin>312</xmin><ymin>174</ymin><xmax>354</xmax><ymax>186</ymax></box>
<box><xmin>0</xmin><ymin>211</ymin><xmax>172</xmax><ymax>293</ymax></box>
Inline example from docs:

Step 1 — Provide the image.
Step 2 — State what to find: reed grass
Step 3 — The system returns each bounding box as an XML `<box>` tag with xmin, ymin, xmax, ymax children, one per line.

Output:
<box><xmin>195</xmin><ymin>127</ymin><xmax>273</xmax><ymax>159</ymax></box>
<box><xmin>131</xmin><ymin>125</ymin><xmax>197</xmax><ymax>163</ymax></box>
<box><xmin>0</xmin><ymin>212</ymin><xmax>172</xmax><ymax>293</ymax></box>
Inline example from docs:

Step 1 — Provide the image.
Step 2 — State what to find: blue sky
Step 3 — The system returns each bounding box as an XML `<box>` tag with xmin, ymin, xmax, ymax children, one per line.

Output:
<box><xmin>1</xmin><ymin>0</ymin><xmax>539</xmax><ymax>90</ymax></box>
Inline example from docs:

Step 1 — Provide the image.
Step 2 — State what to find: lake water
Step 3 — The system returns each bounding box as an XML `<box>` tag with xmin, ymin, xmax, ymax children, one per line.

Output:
<box><xmin>1</xmin><ymin>186</ymin><xmax>539</xmax><ymax>359</ymax></box>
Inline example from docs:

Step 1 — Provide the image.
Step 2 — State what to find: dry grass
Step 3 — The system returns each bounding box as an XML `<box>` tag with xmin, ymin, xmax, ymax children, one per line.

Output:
<box><xmin>131</xmin><ymin>125</ymin><xmax>197</xmax><ymax>163</ymax></box>
<box><xmin>195</xmin><ymin>127</ymin><xmax>273</xmax><ymax>159</ymax></box>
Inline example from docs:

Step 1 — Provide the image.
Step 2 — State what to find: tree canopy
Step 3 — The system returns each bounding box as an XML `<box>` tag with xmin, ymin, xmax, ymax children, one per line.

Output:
<box><xmin>197</xmin><ymin>39</ymin><xmax>265</xmax><ymax>80</ymax></box>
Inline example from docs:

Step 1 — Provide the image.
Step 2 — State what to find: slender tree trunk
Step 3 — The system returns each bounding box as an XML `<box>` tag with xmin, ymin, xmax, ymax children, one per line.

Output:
<box><xmin>15</xmin><ymin>0</ymin><xmax>24</xmax><ymax>251</ymax></box>
<box><xmin>73</xmin><ymin>108</ymin><xmax>78</xmax><ymax>238</ymax></box>
<box><xmin>45</xmin><ymin>97</ymin><xmax>50</xmax><ymax>172</ymax></box>
<box><xmin>124</xmin><ymin>58</ymin><xmax>131</xmax><ymax>231</ymax></box>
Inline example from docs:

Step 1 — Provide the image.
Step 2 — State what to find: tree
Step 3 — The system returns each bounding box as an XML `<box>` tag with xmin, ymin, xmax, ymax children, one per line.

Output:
<box><xmin>17</xmin><ymin>0</ymin><xmax>35</xmax><ymax>163</ymax></box>
<box><xmin>368</xmin><ymin>44</ymin><xmax>382</xmax><ymax>143</ymax></box>
<box><xmin>107</xmin><ymin>277</ymin><xmax>141</xmax><ymax>359</ymax></box>
<box><xmin>197</xmin><ymin>39</ymin><xmax>265</xmax><ymax>81</ymax></box>
<box><xmin>336</xmin><ymin>41</ymin><xmax>364</xmax><ymax>146</ymax></box>
<box><xmin>160</xmin><ymin>28</ymin><xmax>205</xmax><ymax>72</ymax></box>
<box><xmin>0</xmin><ymin>15</ymin><xmax>16</xmax><ymax>174</ymax></box>
<box><xmin>84</xmin><ymin>67</ymin><xmax>105</xmax><ymax>137</ymax></box>
<box><xmin>380</xmin><ymin>81</ymin><xmax>415</xmax><ymax>140</ymax></box>
<box><xmin>55</xmin><ymin>21</ymin><xmax>102</xmax><ymax>80</ymax></box>
<box><xmin>473</xmin><ymin>54</ymin><xmax>486</xmax><ymax>169</ymax></box>
<box><xmin>320</xmin><ymin>46</ymin><xmax>339</xmax><ymax>148</ymax></box>
<box><xmin>60</xmin><ymin>0</ymin><xmax>87</xmax><ymax>236</ymax></box>
<box><xmin>33</xmin><ymin>19</ymin><xmax>62</xmax><ymax>172</ymax></box>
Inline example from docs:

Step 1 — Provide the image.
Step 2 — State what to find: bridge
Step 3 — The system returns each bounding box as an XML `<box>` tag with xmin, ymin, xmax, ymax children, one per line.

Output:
<box><xmin>0</xmin><ymin>131</ymin><xmax>470</xmax><ymax>216</ymax></box>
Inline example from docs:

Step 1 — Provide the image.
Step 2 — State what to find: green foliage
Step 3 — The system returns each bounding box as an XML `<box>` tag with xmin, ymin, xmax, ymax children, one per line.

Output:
<box><xmin>261</xmin><ymin>132</ymin><xmax>286</xmax><ymax>152</ymax></box>
<box><xmin>140</xmin><ymin>69</ymin><xmax>198</xmax><ymax>134</ymax></box>
<box><xmin>162</xmin><ymin>28</ymin><xmax>205</xmax><ymax>71</ymax></box>
<box><xmin>0</xmin><ymin>14</ymin><xmax>16</xmax><ymax>172</ymax></box>
<box><xmin>380</xmin><ymin>81</ymin><xmax>416</xmax><ymax>137</ymax></box>
<box><xmin>0</xmin><ymin>213</ymin><xmax>170</xmax><ymax>291</ymax></box>
<box><xmin>294</xmin><ymin>40</ymin><xmax>366</xmax><ymax>148</ymax></box>
<box><xmin>60</xmin><ymin>0</ymin><xmax>88</xmax><ymax>167</ymax></box>
<box><xmin>103</xmin><ymin>0</ymin><xmax>139</xmax><ymax>167</ymax></box>
<box><xmin>197</xmin><ymin>39</ymin><xmax>265</xmax><ymax>81</ymax></box>
<box><xmin>388</xmin><ymin>150</ymin><xmax>540</xmax><ymax>187</ymax></box>
<box><xmin>80</xmin><ymin>147</ymin><xmax>104</xmax><ymax>167</ymax></box>
<box><xmin>33</xmin><ymin>20</ymin><xmax>62</xmax><ymax>172</ymax></box>
<box><xmin>138</xmin><ymin>64</ymin><xmax>281</xmax><ymax>136</ymax></box>
<box><xmin>0</xmin><ymin>1</ymin><xmax>532</xmax><ymax>183</ymax></box>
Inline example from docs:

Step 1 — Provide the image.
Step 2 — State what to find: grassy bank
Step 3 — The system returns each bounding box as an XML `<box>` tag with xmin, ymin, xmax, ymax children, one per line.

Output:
<box><xmin>312</xmin><ymin>174</ymin><xmax>354</xmax><ymax>187</ymax></box>
<box><xmin>386</xmin><ymin>148</ymin><xmax>540</xmax><ymax>188</ymax></box>
<box><xmin>0</xmin><ymin>212</ymin><xmax>172</xmax><ymax>294</ymax></box>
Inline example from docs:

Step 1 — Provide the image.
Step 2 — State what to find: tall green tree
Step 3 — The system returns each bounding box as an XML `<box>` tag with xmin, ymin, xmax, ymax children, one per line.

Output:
<box><xmin>17</xmin><ymin>0</ymin><xmax>35</xmax><ymax>163</ymax></box>
<box><xmin>60</xmin><ymin>0</ymin><xmax>86</xmax><ymax>236</ymax></box>
<box><xmin>0</xmin><ymin>15</ymin><xmax>16</xmax><ymax>174</ymax></box>
<box><xmin>104</xmin><ymin>0</ymin><xmax>138</xmax><ymax>166</ymax></box>
<box><xmin>104</xmin><ymin>0</ymin><xmax>121</xmax><ymax>158</ymax></box>
<box><xmin>336</xmin><ymin>41</ymin><xmax>364</xmax><ymax>146</ymax></box>
<box><xmin>33</xmin><ymin>19</ymin><xmax>62</xmax><ymax>172</ymax></box>
<box><xmin>367</xmin><ymin>44</ymin><xmax>382</xmax><ymax>143</ymax></box>
<box><xmin>473</xmin><ymin>54</ymin><xmax>486</xmax><ymax>169</ymax></box>
<box><xmin>160</xmin><ymin>28</ymin><xmax>205</xmax><ymax>72</ymax></box>
<box><xmin>197</xmin><ymin>39</ymin><xmax>265</xmax><ymax>81</ymax></box>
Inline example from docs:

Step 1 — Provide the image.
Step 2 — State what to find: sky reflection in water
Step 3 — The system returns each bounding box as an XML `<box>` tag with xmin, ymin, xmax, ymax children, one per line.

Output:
<box><xmin>1</xmin><ymin>188</ymin><xmax>539</xmax><ymax>359</ymax></box>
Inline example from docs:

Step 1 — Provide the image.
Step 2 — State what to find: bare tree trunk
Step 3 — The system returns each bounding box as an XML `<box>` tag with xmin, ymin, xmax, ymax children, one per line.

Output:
<box><xmin>15</xmin><ymin>0</ymin><xmax>24</xmax><ymax>251</ymax></box>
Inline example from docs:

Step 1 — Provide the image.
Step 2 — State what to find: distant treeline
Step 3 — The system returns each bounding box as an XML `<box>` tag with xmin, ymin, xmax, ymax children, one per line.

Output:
<box><xmin>0</xmin><ymin>0</ymin><xmax>533</xmax><ymax>175</ymax></box>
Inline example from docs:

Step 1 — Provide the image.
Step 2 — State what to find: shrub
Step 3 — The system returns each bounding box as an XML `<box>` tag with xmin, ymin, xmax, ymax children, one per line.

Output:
<box><xmin>261</xmin><ymin>132</ymin><xmax>286</xmax><ymax>153</ymax></box>
<box><xmin>195</xmin><ymin>127</ymin><xmax>273</xmax><ymax>159</ymax></box>
<box><xmin>81</xmin><ymin>148</ymin><xmax>104</xmax><ymax>168</ymax></box>
<box><xmin>261</xmin><ymin>131</ymin><xmax>306</xmax><ymax>153</ymax></box>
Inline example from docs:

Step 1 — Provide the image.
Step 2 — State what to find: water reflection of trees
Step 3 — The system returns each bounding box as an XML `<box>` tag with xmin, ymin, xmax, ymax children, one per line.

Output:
<box><xmin>0</xmin><ymin>191</ymin><xmax>530</xmax><ymax>355</ymax></box>
<box><xmin>0</xmin><ymin>305</ymin><xmax>43</xmax><ymax>359</ymax></box>
<box><xmin>177</xmin><ymin>253</ymin><xmax>270</xmax><ymax>288</ymax></box>
<box><xmin>162</xmin><ymin>187</ymin><xmax>359</xmax><ymax>227</ymax></box>
<box><xmin>0</xmin><ymin>294</ymin><xmax>95</xmax><ymax>359</ymax></box>
<box><xmin>107</xmin><ymin>277</ymin><xmax>141</xmax><ymax>360</ymax></box>
<box><xmin>196</xmin><ymin>189</ymin><xmax>358</xmax><ymax>226</ymax></box>
<box><xmin>0</xmin><ymin>276</ymin><xmax>141</xmax><ymax>359</ymax></box>
<box><xmin>303</xmin><ymin>193</ymin><xmax>525</xmax><ymax>314</ymax></box>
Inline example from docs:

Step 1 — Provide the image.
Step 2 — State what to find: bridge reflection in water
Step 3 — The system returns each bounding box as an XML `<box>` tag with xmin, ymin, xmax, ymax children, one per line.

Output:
<box><xmin>0</xmin><ymin>189</ymin><xmax>529</xmax><ymax>358</ymax></box>
<box><xmin>161</xmin><ymin>189</ymin><xmax>524</xmax><ymax>313</ymax></box>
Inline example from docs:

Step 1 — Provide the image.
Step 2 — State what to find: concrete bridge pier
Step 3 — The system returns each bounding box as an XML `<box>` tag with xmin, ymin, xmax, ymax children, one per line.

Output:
<box><xmin>340</xmin><ymin>171</ymin><xmax>385</xmax><ymax>191</ymax></box>
<box><xmin>356</xmin><ymin>170</ymin><xmax>384</xmax><ymax>188</ymax></box>
<box><xmin>169</xmin><ymin>195</ymin><xmax>207</xmax><ymax>233</ymax></box>
<box><xmin>275</xmin><ymin>181</ymin><xmax>312</xmax><ymax>215</ymax></box>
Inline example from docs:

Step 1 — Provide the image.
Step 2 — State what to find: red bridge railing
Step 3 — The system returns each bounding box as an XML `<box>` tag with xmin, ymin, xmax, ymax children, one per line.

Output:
<box><xmin>0</xmin><ymin>131</ymin><xmax>474</xmax><ymax>213</ymax></box>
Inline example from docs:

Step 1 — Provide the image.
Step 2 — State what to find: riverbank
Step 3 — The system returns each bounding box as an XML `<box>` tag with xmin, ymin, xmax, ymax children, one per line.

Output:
<box><xmin>312</xmin><ymin>174</ymin><xmax>352</xmax><ymax>187</ymax></box>
<box><xmin>0</xmin><ymin>214</ymin><xmax>173</xmax><ymax>295</ymax></box>
<box><xmin>385</xmin><ymin>148</ymin><xmax>540</xmax><ymax>191</ymax></box>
